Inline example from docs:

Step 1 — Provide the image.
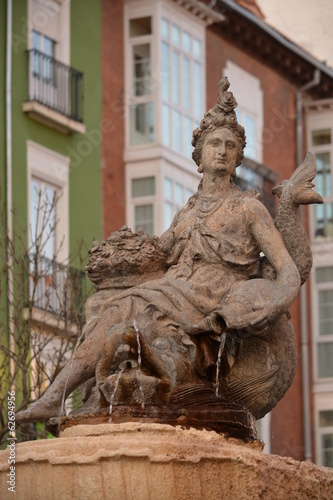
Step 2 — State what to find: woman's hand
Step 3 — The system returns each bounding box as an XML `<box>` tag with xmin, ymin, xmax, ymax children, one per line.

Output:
<box><xmin>220</xmin><ymin>279</ymin><xmax>291</xmax><ymax>336</ymax></box>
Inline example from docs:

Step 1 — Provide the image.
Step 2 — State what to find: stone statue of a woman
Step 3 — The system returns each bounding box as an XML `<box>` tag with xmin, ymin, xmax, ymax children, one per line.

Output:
<box><xmin>16</xmin><ymin>78</ymin><xmax>323</xmax><ymax>429</ymax></box>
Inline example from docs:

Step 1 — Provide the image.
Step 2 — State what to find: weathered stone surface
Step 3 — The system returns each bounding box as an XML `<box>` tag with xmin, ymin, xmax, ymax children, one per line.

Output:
<box><xmin>16</xmin><ymin>77</ymin><xmax>324</xmax><ymax>434</ymax></box>
<box><xmin>1</xmin><ymin>424</ymin><xmax>332</xmax><ymax>499</ymax></box>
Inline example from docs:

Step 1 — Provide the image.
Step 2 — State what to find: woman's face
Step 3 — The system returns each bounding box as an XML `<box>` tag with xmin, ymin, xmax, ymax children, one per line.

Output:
<box><xmin>200</xmin><ymin>128</ymin><xmax>238</xmax><ymax>177</ymax></box>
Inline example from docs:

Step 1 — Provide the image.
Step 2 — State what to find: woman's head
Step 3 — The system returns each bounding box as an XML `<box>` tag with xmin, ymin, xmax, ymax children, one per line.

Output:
<box><xmin>192</xmin><ymin>77</ymin><xmax>246</xmax><ymax>174</ymax></box>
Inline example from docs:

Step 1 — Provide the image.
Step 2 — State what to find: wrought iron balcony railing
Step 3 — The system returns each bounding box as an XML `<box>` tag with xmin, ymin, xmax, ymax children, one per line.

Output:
<box><xmin>26</xmin><ymin>49</ymin><xmax>84</xmax><ymax>123</ymax></box>
<box><xmin>26</xmin><ymin>254</ymin><xmax>87</xmax><ymax>322</ymax></box>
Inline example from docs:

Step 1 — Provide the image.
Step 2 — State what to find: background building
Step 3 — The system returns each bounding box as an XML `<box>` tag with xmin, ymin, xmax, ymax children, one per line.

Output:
<box><xmin>257</xmin><ymin>0</ymin><xmax>333</xmax><ymax>471</ymax></box>
<box><xmin>101</xmin><ymin>0</ymin><xmax>333</xmax><ymax>467</ymax></box>
<box><xmin>1</xmin><ymin>0</ymin><xmax>103</xmax><ymax>440</ymax></box>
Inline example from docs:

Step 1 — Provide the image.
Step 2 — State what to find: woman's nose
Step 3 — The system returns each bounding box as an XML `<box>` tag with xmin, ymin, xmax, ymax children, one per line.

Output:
<box><xmin>218</xmin><ymin>142</ymin><xmax>226</xmax><ymax>155</ymax></box>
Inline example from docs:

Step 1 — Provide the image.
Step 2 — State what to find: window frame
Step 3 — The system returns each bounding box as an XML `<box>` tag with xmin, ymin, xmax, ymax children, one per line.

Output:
<box><xmin>311</xmin><ymin>263</ymin><xmax>333</xmax><ymax>383</ymax></box>
<box><xmin>30</xmin><ymin>176</ymin><xmax>59</xmax><ymax>259</ymax></box>
<box><xmin>315</xmin><ymin>395</ymin><xmax>333</xmax><ymax>467</ymax></box>
<box><xmin>307</xmin><ymin>112</ymin><xmax>333</xmax><ymax>242</ymax></box>
<box><xmin>131</xmin><ymin>176</ymin><xmax>156</xmax><ymax>236</ymax></box>
<box><xmin>27</xmin><ymin>141</ymin><xmax>70</xmax><ymax>264</ymax></box>
<box><xmin>127</xmin><ymin>167</ymin><xmax>158</xmax><ymax>237</ymax></box>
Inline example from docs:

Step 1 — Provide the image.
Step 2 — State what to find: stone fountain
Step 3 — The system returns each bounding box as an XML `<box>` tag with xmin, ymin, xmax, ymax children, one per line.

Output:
<box><xmin>1</xmin><ymin>78</ymin><xmax>332</xmax><ymax>499</ymax></box>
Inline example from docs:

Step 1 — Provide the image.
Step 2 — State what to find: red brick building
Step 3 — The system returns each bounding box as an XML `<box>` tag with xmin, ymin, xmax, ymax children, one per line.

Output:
<box><xmin>101</xmin><ymin>0</ymin><xmax>333</xmax><ymax>466</ymax></box>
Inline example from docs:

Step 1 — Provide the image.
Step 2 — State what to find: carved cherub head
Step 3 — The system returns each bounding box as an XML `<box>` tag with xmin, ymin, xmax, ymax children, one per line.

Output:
<box><xmin>192</xmin><ymin>77</ymin><xmax>246</xmax><ymax>175</ymax></box>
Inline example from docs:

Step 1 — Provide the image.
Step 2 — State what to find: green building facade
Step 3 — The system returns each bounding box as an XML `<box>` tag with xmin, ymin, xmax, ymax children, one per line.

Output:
<box><xmin>1</xmin><ymin>0</ymin><xmax>102</xmax><ymax>438</ymax></box>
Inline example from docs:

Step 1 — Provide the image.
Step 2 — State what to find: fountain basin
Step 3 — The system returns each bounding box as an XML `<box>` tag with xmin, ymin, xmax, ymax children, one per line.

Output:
<box><xmin>1</xmin><ymin>423</ymin><xmax>332</xmax><ymax>499</ymax></box>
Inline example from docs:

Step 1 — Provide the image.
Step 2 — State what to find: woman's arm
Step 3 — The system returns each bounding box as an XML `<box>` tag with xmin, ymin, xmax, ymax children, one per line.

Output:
<box><xmin>248</xmin><ymin>198</ymin><xmax>300</xmax><ymax>294</ymax></box>
<box><xmin>221</xmin><ymin>198</ymin><xmax>301</xmax><ymax>333</ymax></box>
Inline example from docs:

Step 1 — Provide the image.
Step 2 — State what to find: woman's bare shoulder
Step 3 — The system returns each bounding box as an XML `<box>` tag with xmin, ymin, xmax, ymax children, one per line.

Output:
<box><xmin>243</xmin><ymin>196</ymin><xmax>272</xmax><ymax>221</ymax></box>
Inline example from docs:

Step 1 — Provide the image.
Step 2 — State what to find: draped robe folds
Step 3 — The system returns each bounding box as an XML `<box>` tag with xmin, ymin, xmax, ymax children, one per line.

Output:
<box><xmin>86</xmin><ymin>185</ymin><xmax>264</xmax><ymax>337</ymax></box>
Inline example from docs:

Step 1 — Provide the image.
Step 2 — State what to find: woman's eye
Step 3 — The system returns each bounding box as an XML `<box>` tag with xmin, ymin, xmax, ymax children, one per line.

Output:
<box><xmin>152</xmin><ymin>338</ymin><xmax>170</xmax><ymax>350</ymax></box>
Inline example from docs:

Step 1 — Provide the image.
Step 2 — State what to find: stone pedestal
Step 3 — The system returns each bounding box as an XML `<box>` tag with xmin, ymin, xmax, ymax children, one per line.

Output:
<box><xmin>0</xmin><ymin>423</ymin><xmax>332</xmax><ymax>499</ymax></box>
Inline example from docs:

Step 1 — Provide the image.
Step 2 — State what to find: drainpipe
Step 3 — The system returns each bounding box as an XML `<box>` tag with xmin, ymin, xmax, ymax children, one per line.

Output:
<box><xmin>296</xmin><ymin>69</ymin><xmax>321</xmax><ymax>463</ymax></box>
<box><xmin>6</xmin><ymin>0</ymin><xmax>14</xmax><ymax>390</ymax></box>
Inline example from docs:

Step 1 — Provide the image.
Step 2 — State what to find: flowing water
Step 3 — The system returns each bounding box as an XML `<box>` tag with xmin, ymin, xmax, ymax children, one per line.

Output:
<box><xmin>215</xmin><ymin>331</ymin><xmax>227</xmax><ymax>397</ymax></box>
<box><xmin>108</xmin><ymin>367</ymin><xmax>125</xmax><ymax>422</ymax></box>
<box><xmin>133</xmin><ymin>319</ymin><xmax>145</xmax><ymax>410</ymax></box>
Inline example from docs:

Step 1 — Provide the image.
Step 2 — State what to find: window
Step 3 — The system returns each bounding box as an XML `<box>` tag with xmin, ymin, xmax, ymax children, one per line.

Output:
<box><xmin>28</xmin><ymin>141</ymin><xmax>69</xmax><ymax>315</ymax></box>
<box><xmin>163</xmin><ymin>177</ymin><xmax>194</xmax><ymax>231</ymax></box>
<box><xmin>224</xmin><ymin>61</ymin><xmax>263</xmax><ymax>163</ymax></box>
<box><xmin>160</xmin><ymin>17</ymin><xmax>203</xmax><ymax>158</ymax></box>
<box><xmin>29</xmin><ymin>0</ymin><xmax>70</xmax><ymax>63</ymax></box>
<box><xmin>235</xmin><ymin>164</ymin><xmax>263</xmax><ymax>193</ymax></box>
<box><xmin>128</xmin><ymin>16</ymin><xmax>154</xmax><ymax>146</ymax></box>
<box><xmin>27</xmin><ymin>141</ymin><xmax>69</xmax><ymax>263</ymax></box>
<box><xmin>30</xmin><ymin>29</ymin><xmax>60</xmax><ymax>111</ymax></box>
<box><xmin>236</xmin><ymin>110</ymin><xmax>256</xmax><ymax>160</ymax></box>
<box><xmin>318</xmin><ymin>410</ymin><xmax>333</xmax><ymax>467</ymax></box>
<box><xmin>224</xmin><ymin>63</ymin><xmax>269</xmax><ymax>210</ymax></box>
<box><xmin>32</xmin><ymin>30</ymin><xmax>56</xmax><ymax>79</ymax></box>
<box><xmin>131</xmin><ymin>177</ymin><xmax>155</xmax><ymax>236</ymax></box>
<box><xmin>24</xmin><ymin>0</ymin><xmax>84</xmax><ymax>130</ymax></box>
<box><xmin>314</xmin><ymin>266</ymin><xmax>333</xmax><ymax>379</ymax></box>
<box><xmin>30</xmin><ymin>178</ymin><xmax>60</xmax><ymax>313</ymax></box>
<box><xmin>308</xmin><ymin>120</ymin><xmax>333</xmax><ymax>238</ymax></box>
<box><xmin>314</xmin><ymin>151</ymin><xmax>333</xmax><ymax>237</ymax></box>
<box><xmin>30</xmin><ymin>178</ymin><xmax>57</xmax><ymax>259</ymax></box>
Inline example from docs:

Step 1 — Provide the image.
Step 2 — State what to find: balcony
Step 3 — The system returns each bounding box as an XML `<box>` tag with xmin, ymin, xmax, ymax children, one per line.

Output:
<box><xmin>22</xmin><ymin>50</ymin><xmax>86</xmax><ymax>134</ymax></box>
<box><xmin>24</xmin><ymin>254</ymin><xmax>87</xmax><ymax>334</ymax></box>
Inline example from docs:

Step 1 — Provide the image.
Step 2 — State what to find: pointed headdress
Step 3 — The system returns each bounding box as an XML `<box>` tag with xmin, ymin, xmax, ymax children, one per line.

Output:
<box><xmin>192</xmin><ymin>77</ymin><xmax>246</xmax><ymax>170</ymax></box>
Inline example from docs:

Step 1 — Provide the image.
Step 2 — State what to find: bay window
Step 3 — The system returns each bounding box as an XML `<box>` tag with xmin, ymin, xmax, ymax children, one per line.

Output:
<box><xmin>125</xmin><ymin>2</ymin><xmax>205</xmax><ymax>157</ymax></box>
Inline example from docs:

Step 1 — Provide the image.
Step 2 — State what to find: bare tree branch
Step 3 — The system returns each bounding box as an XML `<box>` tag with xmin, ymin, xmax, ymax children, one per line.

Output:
<box><xmin>0</xmin><ymin>187</ymin><xmax>90</xmax><ymax>445</ymax></box>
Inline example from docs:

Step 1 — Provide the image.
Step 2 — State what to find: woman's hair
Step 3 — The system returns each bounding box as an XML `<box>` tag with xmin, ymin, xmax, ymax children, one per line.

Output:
<box><xmin>191</xmin><ymin>77</ymin><xmax>246</xmax><ymax>172</ymax></box>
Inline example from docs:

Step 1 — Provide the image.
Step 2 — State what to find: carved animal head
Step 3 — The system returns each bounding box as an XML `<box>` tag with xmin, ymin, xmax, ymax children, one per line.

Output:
<box><xmin>272</xmin><ymin>152</ymin><xmax>324</xmax><ymax>206</ymax></box>
<box><xmin>96</xmin><ymin>305</ymin><xmax>197</xmax><ymax>407</ymax></box>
